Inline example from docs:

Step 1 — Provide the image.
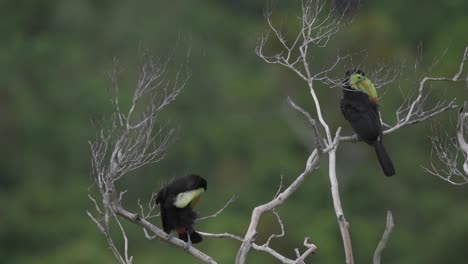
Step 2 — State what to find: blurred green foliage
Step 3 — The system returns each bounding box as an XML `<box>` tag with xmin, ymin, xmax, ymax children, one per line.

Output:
<box><xmin>0</xmin><ymin>0</ymin><xmax>467</xmax><ymax>263</ymax></box>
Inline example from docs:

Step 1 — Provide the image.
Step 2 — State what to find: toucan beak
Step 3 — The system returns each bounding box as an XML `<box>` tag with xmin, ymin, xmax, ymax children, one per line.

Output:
<box><xmin>359</xmin><ymin>80</ymin><xmax>378</xmax><ymax>102</ymax></box>
<box><xmin>191</xmin><ymin>195</ymin><xmax>202</xmax><ymax>208</ymax></box>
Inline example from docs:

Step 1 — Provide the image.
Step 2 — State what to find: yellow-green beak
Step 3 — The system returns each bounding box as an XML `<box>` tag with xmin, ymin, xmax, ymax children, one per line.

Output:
<box><xmin>354</xmin><ymin>78</ymin><xmax>378</xmax><ymax>102</ymax></box>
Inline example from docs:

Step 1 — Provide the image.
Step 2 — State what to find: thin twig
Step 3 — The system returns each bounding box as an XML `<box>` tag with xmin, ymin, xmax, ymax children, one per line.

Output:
<box><xmin>201</xmin><ymin>231</ymin><xmax>317</xmax><ymax>264</ymax></box>
<box><xmin>197</xmin><ymin>196</ymin><xmax>237</xmax><ymax>222</ymax></box>
<box><xmin>287</xmin><ymin>97</ymin><xmax>323</xmax><ymax>150</ymax></box>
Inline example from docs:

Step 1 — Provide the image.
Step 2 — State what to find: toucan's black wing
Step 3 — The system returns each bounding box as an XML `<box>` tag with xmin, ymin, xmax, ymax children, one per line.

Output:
<box><xmin>159</xmin><ymin>206</ymin><xmax>170</xmax><ymax>233</ymax></box>
<box><xmin>340</xmin><ymin>97</ymin><xmax>382</xmax><ymax>144</ymax></box>
<box><xmin>155</xmin><ymin>174</ymin><xmax>207</xmax><ymax>240</ymax></box>
<box><xmin>341</xmin><ymin>95</ymin><xmax>394</xmax><ymax>176</ymax></box>
<box><xmin>155</xmin><ymin>187</ymin><xmax>171</xmax><ymax>233</ymax></box>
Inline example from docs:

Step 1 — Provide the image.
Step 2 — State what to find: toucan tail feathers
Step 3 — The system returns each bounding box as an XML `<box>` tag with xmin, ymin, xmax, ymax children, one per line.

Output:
<box><xmin>178</xmin><ymin>231</ymin><xmax>203</xmax><ymax>244</ymax></box>
<box><xmin>373</xmin><ymin>142</ymin><xmax>395</xmax><ymax>177</ymax></box>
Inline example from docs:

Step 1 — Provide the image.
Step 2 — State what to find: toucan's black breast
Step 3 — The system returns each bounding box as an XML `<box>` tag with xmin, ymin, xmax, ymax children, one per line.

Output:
<box><xmin>340</xmin><ymin>96</ymin><xmax>382</xmax><ymax>144</ymax></box>
<box><xmin>155</xmin><ymin>188</ymin><xmax>193</xmax><ymax>232</ymax></box>
<box><xmin>160</xmin><ymin>205</ymin><xmax>197</xmax><ymax>232</ymax></box>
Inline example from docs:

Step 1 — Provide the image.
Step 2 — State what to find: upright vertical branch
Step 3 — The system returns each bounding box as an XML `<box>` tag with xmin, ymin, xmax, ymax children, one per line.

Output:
<box><xmin>252</xmin><ymin>1</ymin><xmax>355</xmax><ymax>263</ymax></box>
<box><xmin>457</xmin><ymin>103</ymin><xmax>468</xmax><ymax>176</ymax></box>
<box><xmin>327</xmin><ymin>129</ymin><xmax>355</xmax><ymax>263</ymax></box>
<box><xmin>373</xmin><ymin>211</ymin><xmax>395</xmax><ymax>264</ymax></box>
<box><xmin>255</xmin><ymin>0</ymin><xmax>465</xmax><ymax>262</ymax></box>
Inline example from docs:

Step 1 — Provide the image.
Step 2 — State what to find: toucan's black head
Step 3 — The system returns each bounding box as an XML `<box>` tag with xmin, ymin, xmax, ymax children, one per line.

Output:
<box><xmin>345</xmin><ymin>69</ymin><xmax>365</xmax><ymax>78</ymax></box>
<box><xmin>169</xmin><ymin>174</ymin><xmax>207</xmax><ymax>194</ymax></box>
<box><xmin>186</xmin><ymin>174</ymin><xmax>207</xmax><ymax>191</ymax></box>
<box><xmin>154</xmin><ymin>174</ymin><xmax>207</xmax><ymax>205</ymax></box>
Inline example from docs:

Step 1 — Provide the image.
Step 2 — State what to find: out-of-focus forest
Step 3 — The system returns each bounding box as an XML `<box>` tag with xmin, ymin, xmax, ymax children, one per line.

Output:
<box><xmin>1</xmin><ymin>0</ymin><xmax>467</xmax><ymax>263</ymax></box>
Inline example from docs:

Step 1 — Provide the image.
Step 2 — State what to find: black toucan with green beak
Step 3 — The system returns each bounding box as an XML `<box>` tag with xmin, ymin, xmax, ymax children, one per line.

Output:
<box><xmin>155</xmin><ymin>174</ymin><xmax>207</xmax><ymax>245</ymax></box>
<box><xmin>340</xmin><ymin>69</ymin><xmax>395</xmax><ymax>176</ymax></box>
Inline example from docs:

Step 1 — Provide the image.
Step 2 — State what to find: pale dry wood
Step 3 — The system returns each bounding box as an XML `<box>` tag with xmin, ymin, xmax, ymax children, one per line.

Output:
<box><xmin>88</xmin><ymin>52</ymin><xmax>219</xmax><ymax>264</ymax></box>
<box><xmin>253</xmin><ymin>1</ymin><xmax>354</xmax><ymax>263</ymax></box>
<box><xmin>373</xmin><ymin>211</ymin><xmax>395</xmax><ymax>264</ymax></box>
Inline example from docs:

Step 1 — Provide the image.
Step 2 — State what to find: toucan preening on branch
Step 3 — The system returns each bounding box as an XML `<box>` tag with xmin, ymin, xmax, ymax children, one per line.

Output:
<box><xmin>155</xmin><ymin>174</ymin><xmax>207</xmax><ymax>246</ymax></box>
<box><xmin>340</xmin><ymin>69</ymin><xmax>396</xmax><ymax>176</ymax></box>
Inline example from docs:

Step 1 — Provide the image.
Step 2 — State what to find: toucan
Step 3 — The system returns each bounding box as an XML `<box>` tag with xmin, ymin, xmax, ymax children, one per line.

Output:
<box><xmin>340</xmin><ymin>69</ymin><xmax>395</xmax><ymax>176</ymax></box>
<box><xmin>154</xmin><ymin>174</ymin><xmax>207</xmax><ymax>245</ymax></box>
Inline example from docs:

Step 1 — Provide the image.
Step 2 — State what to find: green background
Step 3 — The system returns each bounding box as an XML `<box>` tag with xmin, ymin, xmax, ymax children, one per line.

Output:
<box><xmin>1</xmin><ymin>0</ymin><xmax>467</xmax><ymax>263</ymax></box>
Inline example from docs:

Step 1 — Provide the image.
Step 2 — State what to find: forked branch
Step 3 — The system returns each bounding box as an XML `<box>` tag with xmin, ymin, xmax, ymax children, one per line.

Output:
<box><xmin>254</xmin><ymin>0</ymin><xmax>466</xmax><ymax>262</ymax></box>
<box><xmin>373</xmin><ymin>211</ymin><xmax>395</xmax><ymax>264</ymax></box>
<box><xmin>236</xmin><ymin>149</ymin><xmax>321</xmax><ymax>263</ymax></box>
<box><xmin>253</xmin><ymin>1</ymin><xmax>354</xmax><ymax>263</ymax></box>
<box><xmin>87</xmin><ymin>53</ymin><xmax>219</xmax><ymax>263</ymax></box>
<box><xmin>425</xmin><ymin>101</ymin><xmax>468</xmax><ymax>185</ymax></box>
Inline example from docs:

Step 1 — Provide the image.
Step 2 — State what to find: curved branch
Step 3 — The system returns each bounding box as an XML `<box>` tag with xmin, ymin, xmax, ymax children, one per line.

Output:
<box><xmin>235</xmin><ymin>149</ymin><xmax>320</xmax><ymax>263</ymax></box>
<box><xmin>201</xmin><ymin>232</ymin><xmax>316</xmax><ymax>264</ymax></box>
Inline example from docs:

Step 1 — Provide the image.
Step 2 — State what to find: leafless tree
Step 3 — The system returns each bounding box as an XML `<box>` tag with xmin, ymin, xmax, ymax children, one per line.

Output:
<box><xmin>88</xmin><ymin>1</ymin><xmax>467</xmax><ymax>263</ymax></box>
<box><xmin>235</xmin><ymin>1</ymin><xmax>466</xmax><ymax>263</ymax></box>
<box><xmin>425</xmin><ymin>100</ymin><xmax>468</xmax><ymax>185</ymax></box>
<box><xmin>421</xmin><ymin>47</ymin><xmax>468</xmax><ymax>185</ymax></box>
<box><xmin>86</xmin><ymin>53</ymin><xmax>220</xmax><ymax>264</ymax></box>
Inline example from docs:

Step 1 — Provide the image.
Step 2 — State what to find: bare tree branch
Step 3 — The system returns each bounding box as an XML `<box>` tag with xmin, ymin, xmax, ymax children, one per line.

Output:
<box><xmin>418</xmin><ymin>47</ymin><xmax>468</xmax><ymax>184</ymax></box>
<box><xmin>287</xmin><ymin>97</ymin><xmax>323</xmax><ymax>150</ymax></box>
<box><xmin>373</xmin><ymin>211</ymin><xmax>395</xmax><ymax>264</ymax></box>
<box><xmin>200</xmin><ymin>231</ymin><xmax>317</xmax><ymax>264</ymax></box>
<box><xmin>457</xmin><ymin>103</ymin><xmax>468</xmax><ymax>176</ymax></box>
<box><xmin>254</xmin><ymin>0</ymin><xmax>465</xmax><ymax>262</ymax></box>
<box><xmin>253</xmin><ymin>1</ymin><xmax>354</xmax><ymax>263</ymax></box>
<box><xmin>235</xmin><ymin>148</ymin><xmax>321</xmax><ymax>263</ymax></box>
<box><xmin>197</xmin><ymin>195</ymin><xmax>237</xmax><ymax>222</ymax></box>
<box><xmin>137</xmin><ymin>191</ymin><xmax>160</xmax><ymax>220</ymax></box>
<box><xmin>115</xmin><ymin>205</ymin><xmax>217</xmax><ymax>264</ymax></box>
<box><xmin>88</xmin><ymin>0</ymin><xmax>467</xmax><ymax>261</ymax></box>
<box><xmin>88</xmin><ymin>52</ymin><xmax>220</xmax><ymax>264</ymax></box>
<box><xmin>425</xmin><ymin>101</ymin><xmax>468</xmax><ymax>185</ymax></box>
